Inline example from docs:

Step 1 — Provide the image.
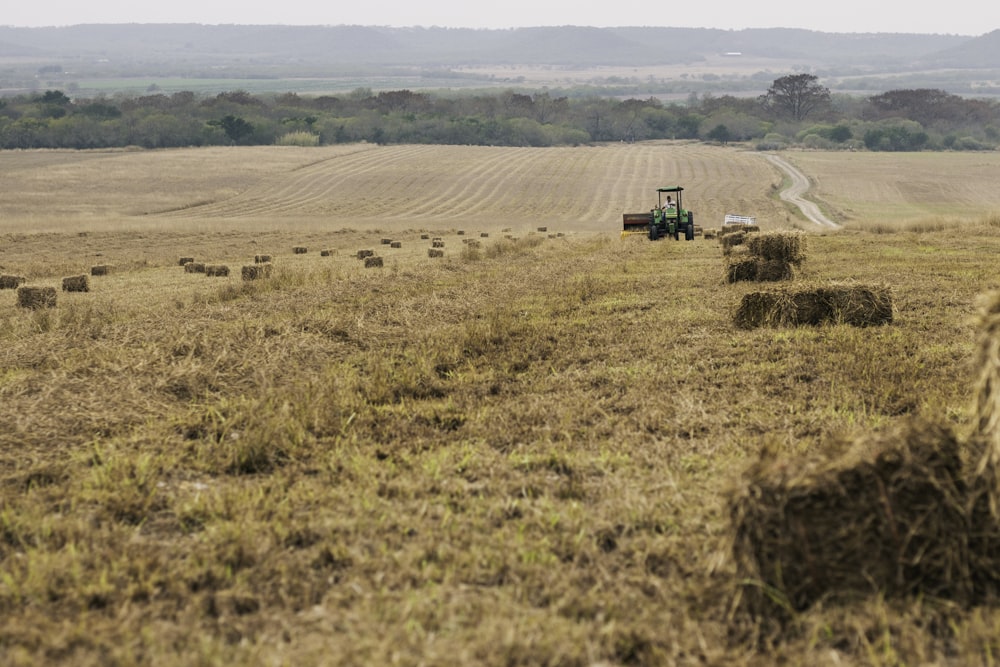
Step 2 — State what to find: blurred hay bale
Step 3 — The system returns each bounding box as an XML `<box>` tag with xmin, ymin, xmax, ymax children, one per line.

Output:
<box><xmin>428</xmin><ymin>249</ymin><xmax>444</xmax><ymax>258</ymax></box>
<box><xmin>0</xmin><ymin>274</ymin><xmax>27</xmax><ymax>289</ymax></box>
<box><xmin>293</xmin><ymin>246</ymin><xmax>307</xmax><ymax>254</ymax></box>
<box><xmin>537</xmin><ymin>226</ymin><xmax>548</xmax><ymax>232</ymax></box>
<box><xmin>61</xmin><ymin>275</ymin><xmax>89</xmax><ymax>292</ymax></box>
<box><xmin>725</xmin><ymin>257</ymin><xmax>759</xmax><ymax>283</ymax></box>
<box><xmin>704</xmin><ymin>230</ymin><xmax>717</xmax><ymax>240</ymax></box>
<box><xmin>178</xmin><ymin>257</ymin><xmax>194</xmax><ymax>266</ymax></box>
<box><xmin>721</xmin><ymin>231</ymin><xmax>747</xmax><ymax>255</ymax></box>
<box><xmin>241</xmin><ymin>263</ymin><xmax>272</xmax><ymax>281</ymax></box>
<box><xmin>320</xmin><ymin>249</ymin><xmax>334</xmax><ymax>257</ymax></box>
<box><xmin>254</xmin><ymin>254</ymin><xmax>272</xmax><ymax>264</ymax></box>
<box><xmin>17</xmin><ymin>286</ymin><xmax>57</xmax><ymax>309</ymax></box>
<box><xmin>457</xmin><ymin>230</ymin><xmax>465</xmax><ymax>236</ymax></box>
<box><xmin>356</xmin><ymin>249</ymin><xmax>374</xmax><ymax>259</ymax></box>
<box><xmin>364</xmin><ymin>256</ymin><xmax>384</xmax><ymax>268</ymax></box>
<box><xmin>390</xmin><ymin>241</ymin><xmax>402</xmax><ymax>248</ymax></box>
<box><xmin>734</xmin><ymin>284</ymin><xmax>893</xmax><ymax>329</ymax></box>
<box><xmin>730</xmin><ymin>420</ymin><xmax>972</xmax><ymax>619</ymax></box>
<box><xmin>90</xmin><ymin>265</ymin><xmax>112</xmax><ymax>276</ymax></box>
<box><xmin>480</xmin><ymin>232</ymin><xmax>489</xmax><ymax>238</ymax></box>
<box><xmin>205</xmin><ymin>265</ymin><xmax>230</xmax><ymax>277</ymax></box>
<box><xmin>381</xmin><ymin>238</ymin><xmax>393</xmax><ymax>245</ymax></box>
<box><xmin>745</xmin><ymin>231</ymin><xmax>807</xmax><ymax>265</ymax></box>
<box><xmin>420</xmin><ymin>234</ymin><xmax>430</xmax><ymax>240</ymax></box>
<box><xmin>184</xmin><ymin>262</ymin><xmax>206</xmax><ymax>274</ymax></box>
<box><xmin>432</xmin><ymin>240</ymin><xmax>445</xmax><ymax>248</ymax></box>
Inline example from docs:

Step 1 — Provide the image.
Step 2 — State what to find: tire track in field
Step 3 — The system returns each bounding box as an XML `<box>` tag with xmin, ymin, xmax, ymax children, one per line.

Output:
<box><xmin>764</xmin><ymin>154</ymin><xmax>840</xmax><ymax>228</ymax></box>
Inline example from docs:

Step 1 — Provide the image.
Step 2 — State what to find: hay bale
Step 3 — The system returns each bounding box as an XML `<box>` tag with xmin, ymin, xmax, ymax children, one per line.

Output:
<box><xmin>420</xmin><ymin>234</ymin><xmax>430</xmax><ymax>240</ymax></box>
<box><xmin>364</xmin><ymin>256</ymin><xmax>384</xmax><ymax>268</ymax></box>
<box><xmin>293</xmin><ymin>246</ymin><xmax>307</xmax><ymax>254</ymax></box>
<box><xmin>0</xmin><ymin>274</ymin><xmax>27</xmax><ymax>290</ymax></box>
<box><xmin>90</xmin><ymin>265</ymin><xmax>112</xmax><ymax>276</ymax></box>
<box><xmin>720</xmin><ymin>231</ymin><xmax>747</xmax><ymax>255</ymax></box>
<box><xmin>178</xmin><ymin>257</ymin><xmax>194</xmax><ymax>266</ymax></box>
<box><xmin>184</xmin><ymin>262</ymin><xmax>206</xmax><ymax>274</ymax></box>
<box><xmin>61</xmin><ymin>275</ymin><xmax>89</xmax><ymax>292</ymax></box>
<box><xmin>480</xmin><ymin>232</ymin><xmax>489</xmax><ymax>238</ymax></box>
<box><xmin>733</xmin><ymin>284</ymin><xmax>893</xmax><ymax>329</ymax></box>
<box><xmin>432</xmin><ymin>240</ymin><xmax>445</xmax><ymax>248</ymax></box>
<box><xmin>356</xmin><ymin>249</ymin><xmax>374</xmax><ymax>259</ymax></box>
<box><xmin>205</xmin><ymin>265</ymin><xmax>230</xmax><ymax>277</ymax></box>
<box><xmin>241</xmin><ymin>263</ymin><xmax>272</xmax><ymax>281</ymax></box>
<box><xmin>320</xmin><ymin>249</ymin><xmax>333</xmax><ymax>257</ymax></box>
<box><xmin>17</xmin><ymin>286</ymin><xmax>57</xmax><ymax>309</ymax></box>
<box><xmin>457</xmin><ymin>230</ymin><xmax>465</xmax><ymax>236</ymax></box>
<box><xmin>730</xmin><ymin>420</ymin><xmax>972</xmax><ymax>619</ymax></box>
<box><xmin>704</xmin><ymin>230</ymin><xmax>717</xmax><ymax>240</ymax></box>
<box><xmin>381</xmin><ymin>238</ymin><xmax>393</xmax><ymax>245</ymax></box>
<box><xmin>390</xmin><ymin>241</ymin><xmax>402</xmax><ymax>248</ymax></box>
<box><xmin>428</xmin><ymin>249</ymin><xmax>444</xmax><ymax>258</ymax></box>
<box><xmin>724</xmin><ymin>258</ymin><xmax>759</xmax><ymax>284</ymax></box>
<box><xmin>537</xmin><ymin>226</ymin><xmax>548</xmax><ymax>232</ymax></box>
<box><xmin>754</xmin><ymin>259</ymin><xmax>794</xmax><ymax>282</ymax></box>
<box><xmin>744</xmin><ymin>231</ymin><xmax>807</xmax><ymax>265</ymax></box>
<box><xmin>254</xmin><ymin>254</ymin><xmax>272</xmax><ymax>264</ymax></box>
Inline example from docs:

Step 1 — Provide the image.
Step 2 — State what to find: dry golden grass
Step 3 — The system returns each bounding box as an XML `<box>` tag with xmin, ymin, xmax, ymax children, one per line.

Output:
<box><xmin>2</xmin><ymin>144</ymin><xmax>1000</xmax><ymax>665</ymax></box>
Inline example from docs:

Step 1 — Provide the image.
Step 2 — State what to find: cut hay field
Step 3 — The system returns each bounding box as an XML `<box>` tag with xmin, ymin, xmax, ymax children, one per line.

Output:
<box><xmin>2</xmin><ymin>143</ymin><xmax>1000</xmax><ymax>666</ymax></box>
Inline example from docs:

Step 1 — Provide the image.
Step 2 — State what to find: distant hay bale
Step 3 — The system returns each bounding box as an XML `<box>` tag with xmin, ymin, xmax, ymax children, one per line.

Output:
<box><xmin>184</xmin><ymin>262</ymin><xmax>206</xmax><ymax>274</ymax></box>
<box><xmin>428</xmin><ymin>249</ymin><xmax>444</xmax><ymax>258</ymax></box>
<box><xmin>90</xmin><ymin>264</ymin><xmax>112</xmax><ymax>276</ymax></box>
<box><xmin>744</xmin><ymin>231</ymin><xmax>807</xmax><ymax>265</ymax></box>
<box><xmin>381</xmin><ymin>238</ymin><xmax>393</xmax><ymax>245</ymax></box>
<box><xmin>61</xmin><ymin>275</ymin><xmax>90</xmax><ymax>292</ymax></box>
<box><xmin>205</xmin><ymin>265</ymin><xmax>230</xmax><ymax>277</ymax></box>
<box><xmin>733</xmin><ymin>283</ymin><xmax>893</xmax><ymax>329</ymax></box>
<box><xmin>293</xmin><ymin>246</ymin><xmax>307</xmax><ymax>254</ymax></box>
<box><xmin>420</xmin><ymin>234</ymin><xmax>430</xmax><ymax>240</ymax></box>
<box><xmin>480</xmin><ymin>232</ymin><xmax>489</xmax><ymax>238</ymax></box>
<box><xmin>390</xmin><ymin>241</ymin><xmax>402</xmax><ymax>248</ymax></box>
<box><xmin>432</xmin><ymin>240</ymin><xmax>445</xmax><ymax>248</ymax></box>
<box><xmin>0</xmin><ymin>274</ymin><xmax>27</xmax><ymax>290</ymax></box>
<box><xmin>178</xmin><ymin>257</ymin><xmax>194</xmax><ymax>266</ymax></box>
<box><xmin>254</xmin><ymin>254</ymin><xmax>272</xmax><ymax>264</ymax></box>
<box><xmin>241</xmin><ymin>263</ymin><xmax>272</xmax><ymax>281</ymax></box>
<box><xmin>537</xmin><ymin>226</ymin><xmax>548</xmax><ymax>232</ymax></box>
<box><xmin>730</xmin><ymin>420</ymin><xmax>972</xmax><ymax>620</ymax></box>
<box><xmin>364</xmin><ymin>256</ymin><xmax>384</xmax><ymax>268</ymax></box>
<box><xmin>320</xmin><ymin>249</ymin><xmax>334</xmax><ymax>257</ymax></box>
<box><xmin>357</xmin><ymin>249</ymin><xmax>374</xmax><ymax>259</ymax></box>
<box><xmin>17</xmin><ymin>286</ymin><xmax>57</xmax><ymax>309</ymax></box>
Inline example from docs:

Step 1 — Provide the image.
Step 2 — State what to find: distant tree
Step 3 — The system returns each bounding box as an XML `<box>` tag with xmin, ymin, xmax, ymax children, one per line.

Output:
<box><xmin>760</xmin><ymin>74</ymin><xmax>831</xmax><ymax>121</ymax></box>
<box><xmin>208</xmin><ymin>115</ymin><xmax>254</xmax><ymax>144</ymax></box>
<box><xmin>707</xmin><ymin>123</ymin><xmax>731</xmax><ymax>144</ymax></box>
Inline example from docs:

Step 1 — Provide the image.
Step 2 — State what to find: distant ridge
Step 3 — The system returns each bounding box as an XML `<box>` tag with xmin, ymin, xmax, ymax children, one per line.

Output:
<box><xmin>0</xmin><ymin>24</ymin><xmax>984</xmax><ymax>68</ymax></box>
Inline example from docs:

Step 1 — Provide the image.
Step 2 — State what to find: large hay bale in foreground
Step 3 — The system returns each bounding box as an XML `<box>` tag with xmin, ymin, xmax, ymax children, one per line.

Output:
<box><xmin>17</xmin><ymin>286</ymin><xmax>57</xmax><ymax>309</ymax></box>
<box><xmin>61</xmin><ymin>275</ymin><xmax>90</xmax><ymax>292</ymax></box>
<box><xmin>744</xmin><ymin>231</ymin><xmax>807</xmax><ymax>265</ymax></box>
<box><xmin>205</xmin><ymin>265</ymin><xmax>230</xmax><ymax>277</ymax></box>
<box><xmin>0</xmin><ymin>274</ymin><xmax>27</xmax><ymax>289</ymax></box>
<box><xmin>734</xmin><ymin>284</ymin><xmax>893</xmax><ymax>329</ymax></box>
<box><xmin>242</xmin><ymin>263</ymin><xmax>272</xmax><ymax>281</ymax></box>
<box><xmin>364</xmin><ymin>256</ymin><xmax>384</xmax><ymax>268</ymax></box>
<box><xmin>730</xmin><ymin>420</ymin><xmax>973</xmax><ymax>619</ymax></box>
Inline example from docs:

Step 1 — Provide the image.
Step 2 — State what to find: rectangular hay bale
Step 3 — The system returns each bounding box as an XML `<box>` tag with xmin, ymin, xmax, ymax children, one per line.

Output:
<box><xmin>734</xmin><ymin>284</ymin><xmax>893</xmax><ymax>329</ymax></box>
<box><xmin>0</xmin><ymin>274</ymin><xmax>27</xmax><ymax>290</ymax></box>
<box><xmin>61</xmin><ymin>275</ymin><xmax>90</xmax><ymax>292</ymax></box>
<box><xmin>242</xmin><ymin>263</ymin><xmax>272</xmax><ymax>281</ymax></box>
<box><xmin>17</xmin><ymin>286</ymin><xmax>57</xmax><ymax>309</ymax></box>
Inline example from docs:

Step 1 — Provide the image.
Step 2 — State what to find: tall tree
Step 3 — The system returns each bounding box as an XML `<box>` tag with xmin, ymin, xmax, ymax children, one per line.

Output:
<box><xmin>760</xmin><ymin>74</ymin><xmax>831</xmax><ymax>121</ymax></box>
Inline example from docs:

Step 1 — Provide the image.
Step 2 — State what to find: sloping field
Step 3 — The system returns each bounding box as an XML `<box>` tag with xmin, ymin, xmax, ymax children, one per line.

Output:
<box><xmin>3</xmin><ymin>144</ymin><xmax>1000</xmax><ymax>665</ymax></box>
<box><xmin>783</xmin><ymin>150</ymin><xmax>1000</xmax><ymax>224</ymax></box>
<box><xmin>0</xmin><ymin>142</ymin><xmax>793</xmax><ymax>233</ymax></box>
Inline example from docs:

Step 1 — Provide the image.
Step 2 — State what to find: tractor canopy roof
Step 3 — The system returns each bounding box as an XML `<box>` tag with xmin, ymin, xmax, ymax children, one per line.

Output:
<box><xmin>656</xmin><ymin>186</ymin><xmax>684</xmax><ymax>193</ymax></box>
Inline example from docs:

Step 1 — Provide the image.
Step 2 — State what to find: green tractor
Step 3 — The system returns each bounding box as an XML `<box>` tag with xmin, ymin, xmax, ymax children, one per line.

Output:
<box><xmin>621</xmin><ymin>186</ymin><xmax>696</xmax><ymax>241</ymax></box>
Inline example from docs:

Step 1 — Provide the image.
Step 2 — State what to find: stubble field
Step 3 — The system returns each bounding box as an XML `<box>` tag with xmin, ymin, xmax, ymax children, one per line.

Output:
<box><xmin>2</xmin><ymin>142</ymin><xmax>1000</xmax><ymax>665</ymax></box>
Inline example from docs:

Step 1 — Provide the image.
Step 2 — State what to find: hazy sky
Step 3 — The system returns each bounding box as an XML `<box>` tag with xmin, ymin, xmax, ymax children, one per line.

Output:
<box><xmin>3</xmin><ymin>1</ymin><xmax>997</xmax><ymax>36</ymax></box>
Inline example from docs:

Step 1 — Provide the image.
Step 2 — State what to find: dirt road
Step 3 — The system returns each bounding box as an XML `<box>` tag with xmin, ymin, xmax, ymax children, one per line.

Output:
<box><xmin>764</xmin><ymin>154</ymin><xmax>840</xmax><ymax>229</ymax></box>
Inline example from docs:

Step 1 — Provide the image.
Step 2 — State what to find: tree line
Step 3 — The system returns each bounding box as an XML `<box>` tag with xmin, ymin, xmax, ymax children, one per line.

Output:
<box><xmin>0</xmin><ymin>75</ymin><xmax>997</xmax><ymax>151</ymax></box>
